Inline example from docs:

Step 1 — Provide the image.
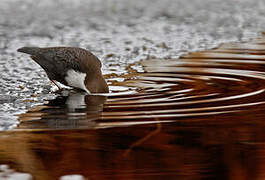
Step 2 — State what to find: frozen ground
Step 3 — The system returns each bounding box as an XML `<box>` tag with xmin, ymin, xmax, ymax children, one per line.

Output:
<box><xmin>1</xmin><ymin>0</ymin><xmax>265</xmax><ymax>130</ymax></box>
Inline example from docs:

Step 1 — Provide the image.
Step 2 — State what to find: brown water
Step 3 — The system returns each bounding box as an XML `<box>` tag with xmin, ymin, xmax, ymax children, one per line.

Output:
<box><xmin>2</xmin><ymin>37</ymin><xmax>265</xmax><ymax>179</ymax></box>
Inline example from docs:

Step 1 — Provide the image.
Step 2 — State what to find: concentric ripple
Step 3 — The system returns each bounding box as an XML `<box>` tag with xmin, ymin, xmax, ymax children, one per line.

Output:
<box><xmin>17</xmin><ymin>37</ymin><xmax>265</xmax><ymax>130</ymax></box>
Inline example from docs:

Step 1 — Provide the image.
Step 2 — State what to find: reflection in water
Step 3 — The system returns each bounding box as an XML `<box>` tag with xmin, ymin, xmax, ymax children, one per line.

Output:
<box><xmin>2</xmin><ymin>37</ymin><xmax>265</xmax><ymax>179</ymax></box>
<box><xmin>0</xmin><ymin>164</ymin><xmax>32</xmax><ymax>180</ymax></box>
<box><xmin>2</xmin><ymin>123</ymin><xmax>265</xmax><ymax>179</ymax></box>
<box><xmin>18</xmin><ymin>92</ymin><xmax>107</xmax><ymax>130</ymax></box>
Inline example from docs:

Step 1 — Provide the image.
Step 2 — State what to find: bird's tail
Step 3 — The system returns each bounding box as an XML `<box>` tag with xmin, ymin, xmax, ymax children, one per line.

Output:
<box><xmin>17</xmin><ymin>47</ymin><xmax>41</xmax><ymax>55</ymax></box>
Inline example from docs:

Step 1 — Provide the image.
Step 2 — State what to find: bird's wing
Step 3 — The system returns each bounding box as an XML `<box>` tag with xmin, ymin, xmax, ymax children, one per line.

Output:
<box><xmin>41</xmin><ymin>48</ymin><xmax>83</xmax><ymax>74</ymax></box>
<box><xmin>43</xmin><ymin>47</ymin><xmax>102</xmax><ymax>74</ymax></box>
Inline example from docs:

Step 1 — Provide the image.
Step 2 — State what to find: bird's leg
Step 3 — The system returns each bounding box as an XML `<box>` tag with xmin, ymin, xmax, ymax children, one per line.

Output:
<box><xmin>51</xmin><ymin>80</ymin><xmax>61</xmax><ymax>90</ymax></box>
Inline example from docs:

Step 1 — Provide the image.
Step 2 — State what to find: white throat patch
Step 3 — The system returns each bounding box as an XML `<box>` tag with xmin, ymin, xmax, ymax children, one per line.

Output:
<box><xmin>65</xmin><ymin>69</ymin><xmax>90</xmax><ymax>94</ymax></box>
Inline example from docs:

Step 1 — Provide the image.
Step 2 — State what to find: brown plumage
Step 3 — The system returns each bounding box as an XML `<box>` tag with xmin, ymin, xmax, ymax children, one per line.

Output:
<box><xmin>17</xmin><ymin>47</ymin><xmax>109</xmax><ymax>93</ymax></box>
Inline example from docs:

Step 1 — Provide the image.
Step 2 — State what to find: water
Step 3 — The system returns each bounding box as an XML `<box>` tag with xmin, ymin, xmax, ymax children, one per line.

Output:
<box><xmin>0</xmin><ymin>37</ymin><xmax>264</xmax><ymax>179</ymax></box>
<box><xmin>1</xmin><ymin>0</ymin><xmax>265</xmax><ymax>179</ymax></box>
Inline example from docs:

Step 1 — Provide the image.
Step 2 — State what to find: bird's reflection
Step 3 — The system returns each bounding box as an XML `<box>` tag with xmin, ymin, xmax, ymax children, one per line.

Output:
<box><xmin>17</xmin><ymin>92</ymin><xmax>107</xmax><ymax>130</ymax></box>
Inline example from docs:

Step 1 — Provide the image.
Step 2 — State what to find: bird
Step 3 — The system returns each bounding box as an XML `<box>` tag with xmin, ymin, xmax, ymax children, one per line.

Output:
<box><xmin>17</xmin><ymin>47</ymin><xmax>109</xmax><ymax>93</ymax></box>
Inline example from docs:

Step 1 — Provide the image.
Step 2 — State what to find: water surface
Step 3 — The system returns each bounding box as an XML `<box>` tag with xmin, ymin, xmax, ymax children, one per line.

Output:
<box><xmin>1</xmin><ymin>37</ymin><xmax>265</xmax><ymax>179</ymax></box>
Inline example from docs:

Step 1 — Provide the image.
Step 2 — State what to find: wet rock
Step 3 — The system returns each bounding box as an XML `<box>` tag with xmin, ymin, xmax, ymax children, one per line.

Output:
<box><xmin>105</xmin><ymin>53</ymin><xmax>115</xmax><ymax>58</ymax></box>
<box><xmin>124</xmin><ymin>40</ymin><xmax>132</xmax><ymax>44</ymax></box>
<box><xmin>132</xmin><ymin>47</ymin><xmax>140</xmax><ymax>55</ymax></box>
<box><xmin>0</xmin><ymin>95</ymin><xmax>16</xmax><ymax>103</ymax></box>
<box><xmin>158</xmin><ymin>42</ymin><xmax>169</xmax><ymax>49</ymax></box>
<box><xmin>18</xmin><ymin>85</ymin><xmax>24</xmax><ymax>90</ymax></box>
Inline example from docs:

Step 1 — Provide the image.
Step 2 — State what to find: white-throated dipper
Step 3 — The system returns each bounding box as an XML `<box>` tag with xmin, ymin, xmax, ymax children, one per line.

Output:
<box><xmin>17</xmin><ymin>47</ymin><xmax>109</xmax><ymax>93</ymax></box>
